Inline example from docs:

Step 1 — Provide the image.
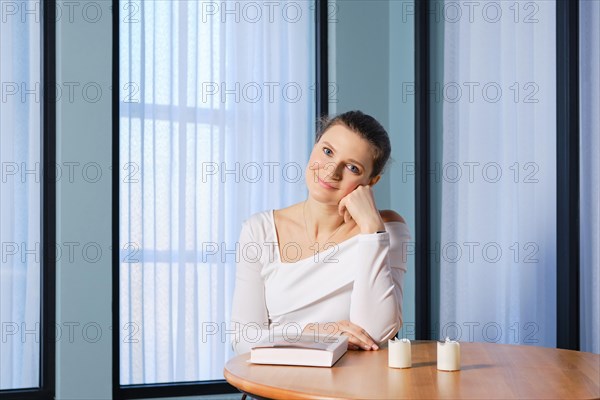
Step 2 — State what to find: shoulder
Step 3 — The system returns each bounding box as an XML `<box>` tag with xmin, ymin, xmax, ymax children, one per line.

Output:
<box><xmin>240</xmin><ymin>209</ymin><xmax>274</xmax><ymax>239</ymax></box>
<box><xmin>379</xmin><ymin>209</ymin><xmax>410</xmax><ymax>242</ymax></box>
<box><xmin>244</xmin><ymin>209</ymin><xmax>272</xmax><ymax>226</ymax></box>
<box><xmin>379</xmin><ymin>209</ymin><xmax>406</xmax><ymax>224</ymax></box>
<box><xmin>378</xmin><ymin>211</ymin><xmax>410</xmax><ymax>268</ymax></box>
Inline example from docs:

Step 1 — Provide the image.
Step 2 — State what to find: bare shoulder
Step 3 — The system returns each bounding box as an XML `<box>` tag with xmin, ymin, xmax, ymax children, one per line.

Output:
<box><xmin>273</xmin><ymin>202</ymin><xmax>304</xmax><ymax>226</ymax></box>
<box><xmin>379</xmin><ymin>209</ymin><xmax>406</xmax><ymax>224</ymax></box>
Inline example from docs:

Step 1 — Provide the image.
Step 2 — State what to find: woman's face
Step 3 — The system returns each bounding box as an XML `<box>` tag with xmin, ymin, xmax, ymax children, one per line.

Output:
<box><xmin>305</xmin><ymin>124</ymin><xmax>380</xmax><ymax>205</ymax></box>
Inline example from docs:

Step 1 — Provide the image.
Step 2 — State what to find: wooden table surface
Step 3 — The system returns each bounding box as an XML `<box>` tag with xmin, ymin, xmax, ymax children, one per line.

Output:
<box><xmin>224</xmin><ymin>341</ymin><xmax>600</xmax><ymax>399</ymax></box>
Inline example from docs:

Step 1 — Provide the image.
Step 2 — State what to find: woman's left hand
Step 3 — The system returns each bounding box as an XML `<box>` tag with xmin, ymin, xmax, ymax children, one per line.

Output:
<box><xmin>337</xmin><ymin>185</ymin><xmax>385</xmax><ymax>234</ymax></box>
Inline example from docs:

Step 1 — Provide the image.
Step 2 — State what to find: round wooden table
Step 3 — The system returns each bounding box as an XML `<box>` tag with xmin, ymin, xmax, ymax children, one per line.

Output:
<box><xmin>224</xmin><ymin>341</ymin><xmax>600</xmax><ymax>399</ymax></box>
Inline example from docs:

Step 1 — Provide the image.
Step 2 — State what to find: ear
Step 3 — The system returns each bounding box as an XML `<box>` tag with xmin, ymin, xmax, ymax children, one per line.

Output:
<box><xmin>369</xmin><ymin>175</ymin><xmax>381</xmax><ymax>186</ymax></box>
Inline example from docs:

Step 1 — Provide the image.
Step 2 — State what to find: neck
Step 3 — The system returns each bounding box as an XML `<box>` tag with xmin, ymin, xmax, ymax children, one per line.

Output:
<box><xmin>304</xmin><ymin>197</ymin><xmax>347</xmax><ymax>241</ymax></box>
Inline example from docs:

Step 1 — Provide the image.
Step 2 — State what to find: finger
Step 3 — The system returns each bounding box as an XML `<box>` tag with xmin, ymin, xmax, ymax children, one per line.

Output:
<box><xmin>357</xmin><ymin>329</ymin><xmax>377</xmax><ymax>349</ymax></box>
<box><xmin>344</xmin><ymin>210</ymin><xmax>352</xmax><ymax>224</ymax></box>
<box><xmin>341</xmin><ymin>325</ymin><xmax>376</xmax><ymax>350</ymax></box>
<box><xmin>348</xmin><ymin>343</ymin><xmax>360</xmax><ymax>351</ymax></box>
<box><xmin>338</xmin><ymin>198</ymin><xmax>346</xmax><ymax>217</ymax></box>
<box><xmin>343</xmin><ymin>334</ymin><xmax>365</xmax><ymax>349</ymax></box>
<box><xmin>345</xmin><ymin>335</ymin><xmax>375</xmax><ymax>351</ymax></box>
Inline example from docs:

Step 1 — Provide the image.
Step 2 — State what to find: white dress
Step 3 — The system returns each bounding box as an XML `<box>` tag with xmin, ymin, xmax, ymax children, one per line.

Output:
<box><xmin>230</xmin><ymin>209</ymin><xmax>411</xmax><ymax>355</ymax></box>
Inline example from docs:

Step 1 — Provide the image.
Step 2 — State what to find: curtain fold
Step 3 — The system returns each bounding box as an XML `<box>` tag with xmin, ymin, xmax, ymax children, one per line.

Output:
<box><xmin>0</xmin><ymin>3</ymin><xmax>42</xmax><ymax>390</ymax></box>
<box><xmin>439</xmin><ymin>1</ymin><xmax>557</xmax><ymax>346</ymax></box>
<box><xmin>119</xmin><ymin>0</ymin><xmax>315</xmax><ymax>384</ymax></box>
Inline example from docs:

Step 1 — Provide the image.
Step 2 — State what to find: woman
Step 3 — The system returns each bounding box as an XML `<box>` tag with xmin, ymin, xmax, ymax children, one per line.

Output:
<box><xmin>230</xmin><ymin>110</ymin><xmax>410</xmax><ymax>355</ymax></box>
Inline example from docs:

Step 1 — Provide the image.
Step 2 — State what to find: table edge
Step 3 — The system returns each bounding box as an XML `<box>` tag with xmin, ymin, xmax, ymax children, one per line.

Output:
<box><xmin>223</xmin><ymin>362</ymin><xmax>342</xmax><ymax>400</ymax></box>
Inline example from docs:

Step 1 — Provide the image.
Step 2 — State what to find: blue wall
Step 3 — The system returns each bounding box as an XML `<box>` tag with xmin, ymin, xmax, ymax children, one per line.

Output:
<box><xmin>330</xmin><ymin>0</ymin><xmax>416</xmax><ymax>339</ymax></box>
<box><xmin>55</xmin><ymin>1</ymin><xmax>112</xmax><ymax>398</ymax></box>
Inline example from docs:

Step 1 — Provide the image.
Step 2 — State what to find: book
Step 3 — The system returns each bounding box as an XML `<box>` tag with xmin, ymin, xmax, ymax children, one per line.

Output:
<box><xmin>249</xmin><ymin>334</ymin><xmax>349</xmax><ymax>367</ymax></box>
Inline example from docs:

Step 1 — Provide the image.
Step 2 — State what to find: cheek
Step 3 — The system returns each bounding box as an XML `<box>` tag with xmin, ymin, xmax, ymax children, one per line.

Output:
<box><xmin>307</xmin><ymin>152</ymin><xmax>331</xmax><ymax>174</ymax></box>
<box><xmin>340</xmin><ymin>174</ymin><xmax>371</xmax><ymax>194</ymax></box>
<box><xmin>338</xmin><ymin>176</ymin><xmax>360</xmax><ymax>193</ymax></box>
<box><xmin>306</xmin><ymin>152</ymin><xmax>319</xmax><ymax>173</ymax></box>
<box><xmin>305</xmin><ymin>151</ymin><xmax>323</xmax><ymax>183</ymax></box>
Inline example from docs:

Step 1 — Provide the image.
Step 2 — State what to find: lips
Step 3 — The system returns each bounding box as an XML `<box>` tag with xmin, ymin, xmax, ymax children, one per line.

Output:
<box><xmin>317</xmin><ymin>177</ymin><xmax>338</xmax><ymax>190</ymax></box>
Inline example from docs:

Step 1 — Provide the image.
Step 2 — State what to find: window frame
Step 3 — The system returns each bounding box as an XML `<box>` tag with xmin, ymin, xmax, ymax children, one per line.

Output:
<box><xmin>556</xmin><ymin>0</ymin><xmax>580</xmax><ymax>351</ymax></box>
<box><xmin>414</xmin><ymin>0</ymin><xmax>433</xmax><ymax>341</ymax></box>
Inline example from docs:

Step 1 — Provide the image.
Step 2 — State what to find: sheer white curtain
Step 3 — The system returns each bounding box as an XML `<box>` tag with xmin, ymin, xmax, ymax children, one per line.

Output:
<box><xmin>439</xmin><ymin>1</ymin><xmax>557</xmax><ymax>346</ymax></box>
<box><xmin>580</xmin><ymin>0</ymin><xmax>599</xmax><ymax>354</ymax></box>
<box><xmin>0</xmin><ymin>3</ymin><xmax>41</xmax><ymax>390</ymax></box>
<box><xmin>119</xmin><ymin>0</ymin><xmax>314</xmax><ymax>384</ymax></box>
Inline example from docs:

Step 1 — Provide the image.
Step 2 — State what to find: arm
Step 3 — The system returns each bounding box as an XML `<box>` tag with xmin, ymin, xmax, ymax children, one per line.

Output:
<box><xmin>349</xmin><ymin>221</ymin><xmax>410</xmax><ymax>344</ymax></box>
<box><xmin>381</xmin><ymin>211</ymin><xmax>409</xmax><ymax>334</ymax></box>
<box><xmin>337</xmin><ymin>186</ymin><xmax>411</xmax><ymax>346</ymax></box>
<box><xmin>230</xmin><ymin>219</ymin><xmax>281</xmax><ymax>355</ymax></box>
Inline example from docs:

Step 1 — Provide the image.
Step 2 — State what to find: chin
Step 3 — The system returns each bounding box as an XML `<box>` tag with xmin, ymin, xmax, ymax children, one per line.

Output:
<box><xmin>306</xmin><ymin>184</ymin><xmax>341</xmax><ymax>206</ymax></box>
<box><xmin>311</xmin><ymin>193</ymin><xmax>338</xmax><ymax>205</ymax></box>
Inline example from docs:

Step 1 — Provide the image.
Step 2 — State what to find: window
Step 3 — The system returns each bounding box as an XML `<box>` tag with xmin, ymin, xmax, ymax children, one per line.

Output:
<box><xmin>438</xmin><ymin>0</ymin><xmax>557</xmax><ymax>346</ymax></box>
<box><xmin>117</xmin><ymin>0</ymin><xmax>316</xmax><ymax>389</ymax></box>
<box><xmin>0</xmin><ymin>0</ymin><xmax>55</xmax><ymax>396</ymax></box>
<box><xmin>414</xmin><ymin>0</ymin><xmax>558</xmax><ymax>345</ymax></box>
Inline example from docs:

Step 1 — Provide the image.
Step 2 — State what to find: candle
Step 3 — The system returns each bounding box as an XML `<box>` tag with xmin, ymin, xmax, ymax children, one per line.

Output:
<box><xmin>437</xmin><ymin>337</ymin><xmax>460</xmax><ymax>371</ymax></box>
<box><xmin>388</xmin><ymin>338</ymin><xmax>411</xmax><ymax>368</ymax></box>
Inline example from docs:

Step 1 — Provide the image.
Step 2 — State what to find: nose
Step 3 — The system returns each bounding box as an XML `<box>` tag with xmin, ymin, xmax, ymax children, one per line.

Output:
<box><xmin>323</xmin><ymin>162</ymin><xmax>344</xmax><ymax>181</ymax></box>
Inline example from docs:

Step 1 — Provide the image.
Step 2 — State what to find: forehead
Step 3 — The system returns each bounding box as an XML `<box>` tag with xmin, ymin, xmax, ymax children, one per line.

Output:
<box><xmin>319</xmin><ymin>124</ymin><xmax>375</xmax><ymax>165</ymax></box>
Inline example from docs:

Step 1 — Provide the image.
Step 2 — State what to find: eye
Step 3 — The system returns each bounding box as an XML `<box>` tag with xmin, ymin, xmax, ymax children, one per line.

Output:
<box><xmin>347</xmin><ymin>164</ymin><xmax>360</xmax><ymax>174</ymax></box>
<box><xmin>322</xmin><ymin>147</ymin><xmax>333</xmax><ymax>156</ymax></box>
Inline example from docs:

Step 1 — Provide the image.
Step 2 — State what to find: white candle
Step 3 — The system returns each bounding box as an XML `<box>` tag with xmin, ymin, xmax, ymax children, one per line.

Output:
<box><xmin>437</xmin><ymin>337</ymin><xmax>460</xmax><ymax>371</ymax></box>
<box><xmin>388</xmin><ymin>338</ymin><xmax>411</xmax><ymax>368</ymax></box>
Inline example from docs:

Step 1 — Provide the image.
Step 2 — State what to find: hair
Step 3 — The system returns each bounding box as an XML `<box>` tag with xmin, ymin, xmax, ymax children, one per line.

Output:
<box><xmin>315</xmin><ymin>110</ymin><xmax>392</xmax><ymax>179</ymax></box>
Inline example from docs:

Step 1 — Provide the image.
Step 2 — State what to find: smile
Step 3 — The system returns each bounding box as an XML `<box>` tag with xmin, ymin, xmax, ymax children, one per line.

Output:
<box><xmin>317</xmin><ymin>177</ymin><xmax>337</xmax><ymax>190</ymax></box>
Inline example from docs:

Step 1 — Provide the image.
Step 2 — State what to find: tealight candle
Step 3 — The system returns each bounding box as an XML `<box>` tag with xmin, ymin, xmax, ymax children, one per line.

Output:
<box><xmin>388</xmin><ymin>338</ymin><xmax>411</xmax><ymax>368</ymax></box>
<box><xmin>437</xmin><ymin>337</ymin><xmax>460</xmax><ymax>371</ymax></box>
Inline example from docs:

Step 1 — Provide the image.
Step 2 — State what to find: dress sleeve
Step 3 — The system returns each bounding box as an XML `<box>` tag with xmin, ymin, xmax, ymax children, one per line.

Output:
<box><xmin>230</xmin><ymin>218</ymin><xmax>283</xmax><ymax>355</ymax></box>
<box><xmin>349</xmin><ymin>222</ymin><xmax>411</xmax><ymax>344</ymax></box>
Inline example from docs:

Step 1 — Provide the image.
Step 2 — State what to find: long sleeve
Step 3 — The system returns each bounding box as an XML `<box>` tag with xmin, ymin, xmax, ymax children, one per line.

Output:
<box><xmin>349</xmin><ymin>222</ymin><xmax>411</xmax><ymax>344</ymax></box>
<box><xmin>229</xmin><ymin>218</ymin><xmax>284</xmax><ymax>355</ymax></box>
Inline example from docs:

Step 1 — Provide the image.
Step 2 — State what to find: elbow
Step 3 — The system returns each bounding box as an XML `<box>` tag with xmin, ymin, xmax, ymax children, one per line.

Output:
<box><xmin>350</xmin><ymin>297</ymin><xmax>403</xmax><ymax>344</ymax></box>
<box><xmin>374</xmin><ymin>304</ymin><xmax>403</xmax><ymax>344</ymax></box>
<box><xmin>230</xmin><ymin>336</ymin><xmax>252</xmax><ymax>356</ymax></box>
<box><xmin>376</xmin><ymin>299</ymin><xmax>403</xmax><ymax>344</ymax></box>
<box><xmin>373</xmin><ymin>316</ymin><xmax>402</xmax><ymax>345</ymax></box>
<box><xmin>359</xmin><ymin>308</ymin><xmax>402</xmax><ymax>345</ymax></box>
<box><xmin>228</xmin><ymin>321</ymin><xmax>245</xmax><ymax>356</ymax></box>
<box><xmin>230</xmin><ymin>337</ymin><xmax>240</xmax><ymax>356</ymax></box>
<box><xmin>231</xmin><ymin>341</ymin><xmax>245</xmax><ymax>356</ymax></box>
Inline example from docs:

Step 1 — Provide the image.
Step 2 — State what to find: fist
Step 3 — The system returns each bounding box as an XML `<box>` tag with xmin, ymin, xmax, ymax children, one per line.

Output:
<box><xmin>337</xmin><ymin>185</ymin><xmax>385</xmax><ymax>233</ymax></box>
